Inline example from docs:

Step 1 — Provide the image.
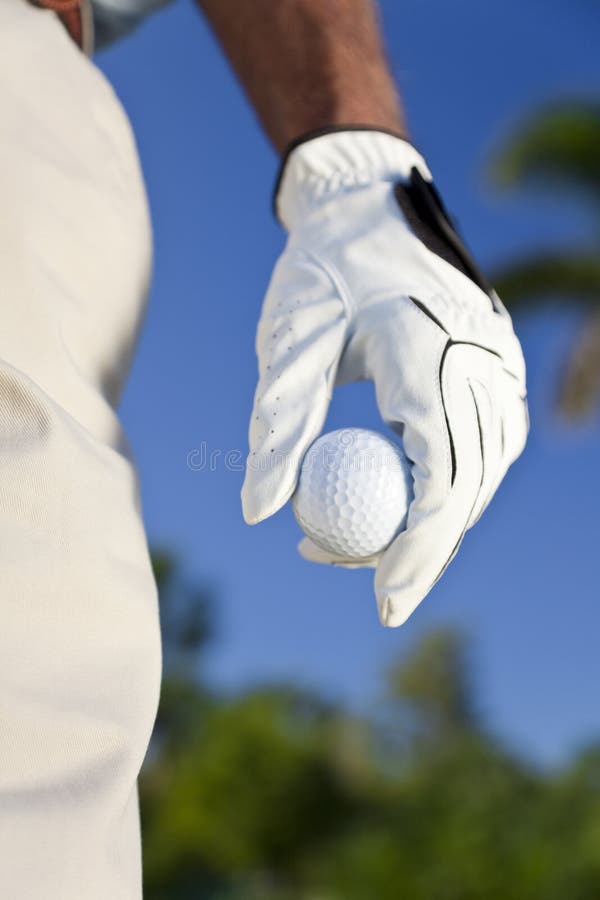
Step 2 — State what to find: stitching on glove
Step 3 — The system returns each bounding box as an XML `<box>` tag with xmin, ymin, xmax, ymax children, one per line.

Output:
<box><xmin>407</xmin><ymin>296</ymin><xmax>457</xmax><ymax>486</ymax></box>
<box><xmin>424</xmin><ymin>379</ymin><xmax>486</xmax><ymax>595</ymax></box>
<box><xmin>469</xmin><ymin>378</ymin><xmax>503</xmax><ymax>527</ymax></box>
<box><xmin>299</xmin><ymin>249</ymin><xmax>357</xmax><ymax>319</ymax></box>
<box><xmin>293</xmin><ymin>166</ymin><xmax>396</xmax><ymax>208</ymax></box>
<box><xmin>449</xmin><ymin>339</ymin><xmax>526</xmax><ymax>395</ymax></box>
<box><xmin>464</xmin><ymin>379</ymin><xmax>490</xmax><ymax>530</ymax></box>
<box><xmin>439</xmin><ymin>340</ymin><xmax>457</xmax><ymax>486</ymax></box>
<box><xmin>409</xmin><ymin>298</ymin><xmax>512</xmax><ymax>490</ymax></box>
<box><xmin>447</xmin><ymin>339</ymin><xmax>503</xmax><ymax>363</ymax></box>
<box><xmin>409</xmin><ymin>295</ymin><xmax>524</xmax><ymax>391</ymax></box>
<box><xmin>409</xmin><ymin>296</ymin><xmax>449</xmax><ymax>334</ymax></box>
<box><xmin>470</xmin><ymin>380</ymin><xmax>486</xmax><ymax>487</ymax></box>
<box><xmin>408</xmin><ymin>299</ymin><xmax>517</xmax><ymax>378</ymax></box>
<box><xmin>273</xmin><ymin>126</ymin><xmax>413</xmax><ymax>216</ymax></box>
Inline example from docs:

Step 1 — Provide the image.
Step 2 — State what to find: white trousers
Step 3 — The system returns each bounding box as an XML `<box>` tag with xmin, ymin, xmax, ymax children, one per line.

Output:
<box><xmin>0</xmin><ymin>2</ymin><xmax>161</xmax><ymax>897</ymax></box>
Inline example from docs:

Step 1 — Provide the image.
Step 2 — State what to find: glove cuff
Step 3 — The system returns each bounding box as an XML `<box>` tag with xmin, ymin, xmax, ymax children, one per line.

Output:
<box><xmin>275</xmin><ymin>127</ymin><xmax>432</xmax><ymax>230</ymax></box>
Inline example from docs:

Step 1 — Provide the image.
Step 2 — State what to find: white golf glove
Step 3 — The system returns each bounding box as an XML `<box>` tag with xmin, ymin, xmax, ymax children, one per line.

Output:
<box><xmin>241</xmin><ymin>130</ymin><xmax>528</xmax><ymax>627</ymax></box>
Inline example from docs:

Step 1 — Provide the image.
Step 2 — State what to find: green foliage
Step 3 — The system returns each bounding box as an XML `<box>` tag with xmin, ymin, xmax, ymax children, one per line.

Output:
<box><xmin>386</xmin><ymin>628</ymin><xmax>476</xmax><ymax>742</ymax></box>
<box><xmin>494</xmin><ymin>254</ymin><xmax>600</xmax><ymax>311</ymax></box>
<box><xmin>143</xmin><ymin>691</ymin><xmax>362</xmax><ymax>896</ymax></box>
<box><xmin>140</xmin><ymin>553</ymin><xmax>600</xmax><ymax>899</ymax></box>
<box><xmin>490</xmin><ymin>101</ymin><xmax>600</xmax><ymax>417</ymax></box>
<box><xmin>490</xmin><ymin>101</ymin><xmax>600</xmax><ymax>205</ymax></box>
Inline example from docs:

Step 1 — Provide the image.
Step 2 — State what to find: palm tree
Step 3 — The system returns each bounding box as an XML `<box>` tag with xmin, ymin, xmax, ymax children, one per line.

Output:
<box><xmin>490</xmin><ymin>101</ymin><xmax>600</xmax><ymax>419</ymax></box>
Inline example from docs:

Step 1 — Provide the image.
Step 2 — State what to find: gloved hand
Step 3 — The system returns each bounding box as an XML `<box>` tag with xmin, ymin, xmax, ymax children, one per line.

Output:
<box><xmin>241</xmin><ymin>129</ymin><xmax>528</xmax><ymax>627</ymax></box>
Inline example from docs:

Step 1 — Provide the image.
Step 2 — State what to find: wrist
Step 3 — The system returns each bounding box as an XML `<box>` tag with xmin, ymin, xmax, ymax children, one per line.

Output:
<box><xmin>272</xmin><ymin>96</ymin><xmax>407</xmax><ymax>155</ymax></box>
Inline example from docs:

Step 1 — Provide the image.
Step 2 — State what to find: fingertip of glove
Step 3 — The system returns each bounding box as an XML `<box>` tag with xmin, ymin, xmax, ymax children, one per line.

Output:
<box><xmin>241</xmin><ymin>492</ymin><xmax>273</xmax><ymax>526</ymax></box>
<box><xmin>376</xmin><ymin>591</ymin><xmax>421</xmax><ymax>629</ymax></box>
<box><xmin>241</xmin><ymin>482</ymin><xmax>266</xmax><ymax>525</ymax></box>
<box><xmin>242</xmin><ymin>509</ymin><xmax>262</xmax><ymax>526</ymax></box>
<box><xmin>241</xmin><ymin>476</ymin><xmax>296</xmax><ymax>526</ymax></box>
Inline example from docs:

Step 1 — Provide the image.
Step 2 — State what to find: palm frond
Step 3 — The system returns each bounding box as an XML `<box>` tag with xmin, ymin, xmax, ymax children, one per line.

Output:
<box><xmin>493</xmin><ymin>252</ymin><xmax>600</xmax><ymax>311</ymax></box>
<box><xmin>560</xmin><ymin>310</ymin><xmax>600</xmax><ymax>419</ymax></box>
<box><xmin>490</xmin><ymin>102</ymin><xmax>600</xmax><ymax>206</ymax></box>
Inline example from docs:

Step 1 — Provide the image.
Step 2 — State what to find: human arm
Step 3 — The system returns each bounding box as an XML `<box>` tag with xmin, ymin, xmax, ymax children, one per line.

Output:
<box><xmin>195</xmin><ymin>0</ymin><xmax>406</xmax><ymax>153</ymax></box>
<box><xmin>195</xmin><ymin>0</ymin><xmax>528</xmax><ymax>626</ymax></box>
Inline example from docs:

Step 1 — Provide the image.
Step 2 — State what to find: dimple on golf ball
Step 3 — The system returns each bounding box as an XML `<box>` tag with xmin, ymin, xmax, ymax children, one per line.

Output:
<box><xmin>292</xmin><ymin>428</ymin><xmax>413</xmax><ymax>559</ymax></box>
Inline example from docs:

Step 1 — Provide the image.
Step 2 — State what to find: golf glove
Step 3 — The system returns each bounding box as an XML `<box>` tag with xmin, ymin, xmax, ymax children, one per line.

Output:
<box><xmin>241</xmin><ymin>129</ymin><xmax>528</xmax><ymax>627</ymax></box>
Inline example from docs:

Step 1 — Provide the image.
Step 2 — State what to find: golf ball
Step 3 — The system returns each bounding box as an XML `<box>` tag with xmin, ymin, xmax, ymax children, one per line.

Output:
<box><xmin>292</xmin><ymin>428</ymin><xmax>413</xmax><ymax>559</ymax></box>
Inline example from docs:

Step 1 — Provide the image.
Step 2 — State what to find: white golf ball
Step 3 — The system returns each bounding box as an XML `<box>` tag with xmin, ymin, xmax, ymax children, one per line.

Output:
<box><xmin>292</xmin><ymin>428</ymin><xmax>413</xmax><ymax>559</ymax></box>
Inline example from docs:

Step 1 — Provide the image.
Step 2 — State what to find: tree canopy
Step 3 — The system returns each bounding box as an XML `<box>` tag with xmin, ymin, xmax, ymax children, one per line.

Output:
<box><xmin>140</xmin><ymin>552</ymin><xmax>600</xmax><ymax>900</ymax></box>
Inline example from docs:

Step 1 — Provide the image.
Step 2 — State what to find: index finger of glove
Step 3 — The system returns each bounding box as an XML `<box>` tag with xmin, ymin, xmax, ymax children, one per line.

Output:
<box><xmin>242</xmin><ymin>252</ymin><xmax>347</xmax><ymax>524</ymax></box>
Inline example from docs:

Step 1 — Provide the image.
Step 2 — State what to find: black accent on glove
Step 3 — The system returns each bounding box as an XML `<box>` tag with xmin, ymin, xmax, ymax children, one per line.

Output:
<box><xmin>396</xmin><ymin>169</ymin><xmax>495</xmax><ymax>299</ymax></box>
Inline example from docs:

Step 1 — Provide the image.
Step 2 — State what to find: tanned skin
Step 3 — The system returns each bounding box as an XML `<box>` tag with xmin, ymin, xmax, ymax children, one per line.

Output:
<box><xmin>196</xmin><ymin>0</ymin><xmax>407</xmax><ymax>153</ymax></box>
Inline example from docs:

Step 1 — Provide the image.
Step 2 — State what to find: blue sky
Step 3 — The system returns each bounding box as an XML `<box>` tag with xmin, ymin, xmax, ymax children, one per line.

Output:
<box><xmin>97</xmin><ymin>0</ymin><xmax>600</xmax><ymax>766</ymax></box>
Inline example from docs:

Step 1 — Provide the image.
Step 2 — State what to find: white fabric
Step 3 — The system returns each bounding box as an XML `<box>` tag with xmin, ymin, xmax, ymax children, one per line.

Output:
<box><xmin>0</xmin><ymin>2</ymin><xmax>160</xmax><ymax>897</ymax></box>
<box><xmin>242</xmin><ymin>130</ymin><xmax>528</xmax><ymax>627</ymax></box>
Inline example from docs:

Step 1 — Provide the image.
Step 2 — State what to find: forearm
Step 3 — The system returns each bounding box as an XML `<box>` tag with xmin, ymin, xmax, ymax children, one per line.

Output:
<box><xmin>196</xmin><ymin>0</ymin><xmax>407</xmax><ymax>153</ymax></box>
